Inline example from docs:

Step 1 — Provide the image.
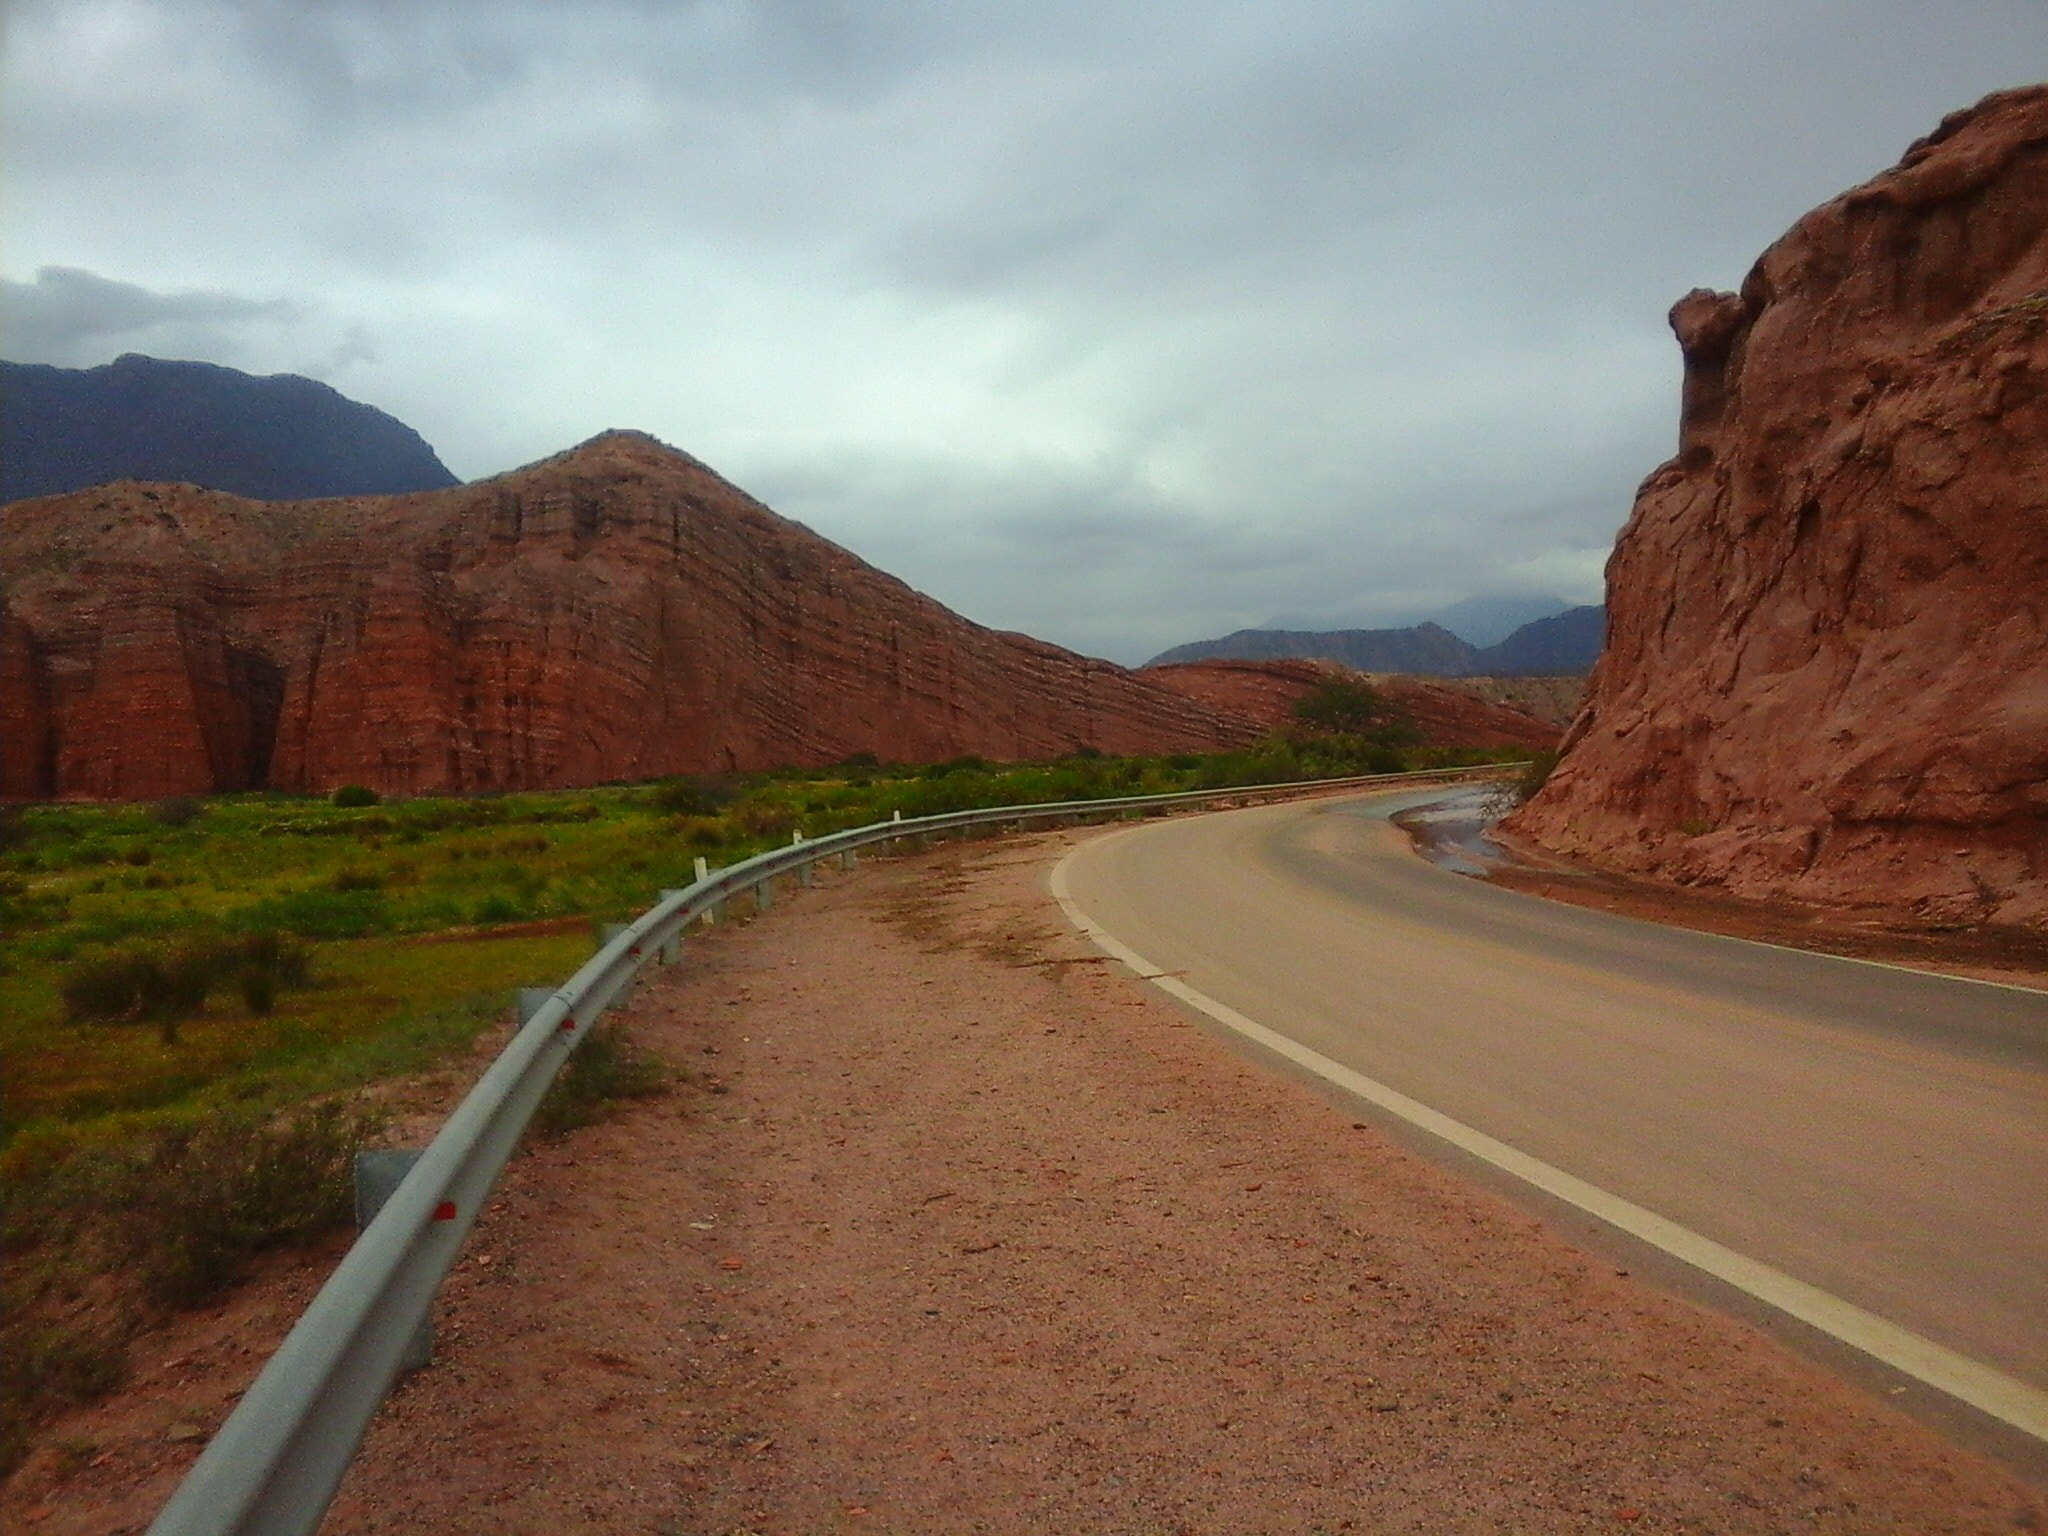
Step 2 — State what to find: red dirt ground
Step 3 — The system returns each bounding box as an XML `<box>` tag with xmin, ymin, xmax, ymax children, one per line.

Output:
<box><xmin>8</xmin><ymin>830</ymin><xmax>2042</xmax><ymax>1534</ymax></box>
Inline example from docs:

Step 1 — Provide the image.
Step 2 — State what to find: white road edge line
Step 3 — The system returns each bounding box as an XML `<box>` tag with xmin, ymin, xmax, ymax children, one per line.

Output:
<box><xmin>1048</xmin><ymin>848</ymin><xmax>2048</xmax><ymax>1446</ymax></box>
<box><xmin>1393</xmin><ymin>788</ymin><xmax>2044</xmax><ymax>996</ymax></box>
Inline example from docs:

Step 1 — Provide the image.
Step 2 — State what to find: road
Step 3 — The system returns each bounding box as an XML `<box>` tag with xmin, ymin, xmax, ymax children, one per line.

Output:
<box><xmin>1052</xmin><ymin>788</ymin><xmax>2048</xmax><ymax>1436</ymax></box>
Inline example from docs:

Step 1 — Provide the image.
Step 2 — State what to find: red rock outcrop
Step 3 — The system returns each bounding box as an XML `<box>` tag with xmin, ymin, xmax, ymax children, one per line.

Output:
<box><xmin>1510</xmin><ymin>87</ymin><xmax>2048</xmax><ymax>930</ymax></box>
<box><xmin>0</xmin><ymin>433</ymin><xmax>1269</xmax><ymax>798</ymax></box>
<box><xmin>1140</xmin><ymin>658</ymin><xmax>1561</xmax><ymax>752</ymax></box>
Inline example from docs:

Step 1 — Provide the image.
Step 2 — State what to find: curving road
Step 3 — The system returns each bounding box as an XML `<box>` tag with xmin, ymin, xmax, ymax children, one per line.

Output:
<box><xmin>1052</xmin><ymin>788</ymin><xmax>2048</xmax><ymax>1439</ymax></box>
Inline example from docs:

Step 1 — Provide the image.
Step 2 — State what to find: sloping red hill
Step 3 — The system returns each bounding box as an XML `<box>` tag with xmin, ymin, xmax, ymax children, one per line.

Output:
<box><xmin>0</xmin><ymin>432</ymin><xmax>1264</xmax><ymax>799</ymax></box>
<box><xmin>1140</xmin><ymin>658</ymin><xmax>1560</xmax><ymax>752</ymax></box>
<box><xmin>1510</xmin><ymin>87</ymin><xmax>2048</xmax><ymax>930</ymax></box>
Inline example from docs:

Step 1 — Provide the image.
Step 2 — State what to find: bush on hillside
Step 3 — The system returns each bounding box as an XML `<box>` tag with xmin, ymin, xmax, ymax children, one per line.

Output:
<box><xmin>651</xmin><ymin>775</ymin><xmax>735</xmax><ymax>816</ymax></box>
<box><xmin>149</xmin><ymin>796</ymin><xmax>204</xmax><ymax>827</ymax></box>
<box><xmin>1291</xmin><ymin>678</ymin><xmax>1400</xmax><ymax>736</ymax></box>
<box><xmin>58</xmin><ymin>931</ymin><xmax>315</xmax><ymax>1034</ymax></box>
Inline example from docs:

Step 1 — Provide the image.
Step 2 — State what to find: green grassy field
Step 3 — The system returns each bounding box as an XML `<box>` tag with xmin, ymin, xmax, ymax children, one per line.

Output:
<box><xmin>0</xmin><ymin>720</ymin><xmax>1515</xmax><ymax>1468</ymax></box>
<box><xmin>0</xmin><ymin>729</ymin><xmax>1510</xmax><ymax>1148</ymax></box>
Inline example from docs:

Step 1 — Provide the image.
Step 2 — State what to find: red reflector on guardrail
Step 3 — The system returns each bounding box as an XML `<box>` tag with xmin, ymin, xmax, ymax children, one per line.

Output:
<box><xmin>432</xmin><ymin>1201</ymin><xmax>456</xmax><ymax>1222</ymax></box>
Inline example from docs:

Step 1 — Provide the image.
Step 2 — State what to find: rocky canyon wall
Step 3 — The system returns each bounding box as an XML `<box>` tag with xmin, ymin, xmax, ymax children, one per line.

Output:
<box><xmin>1</xmin><ymin>432</ymin><xmax>1264</xmax><ymax>798</ymax></box>
<box><xmin>1139</xmin><ymin>658</ymin><xmax>1562</xmax><ymax>752</ymax></box>
<box><xmin>1509</xmin><ymin>86</ymin><xmax>2048</xmax><ymax>930</ymax></box>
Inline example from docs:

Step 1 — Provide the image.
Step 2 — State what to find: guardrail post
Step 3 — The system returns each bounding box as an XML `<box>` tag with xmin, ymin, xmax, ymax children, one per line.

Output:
<box><xmin>691</xmin><ymin>858</ymin><xmax>721</xmax><ymax>924</ymax></box>
<box><xmin>839</xmin><ymin>848</ymin><xmax>856</xmax><ymax>871</ymax></box>
<box><xmin>352</xmin><ymin>1150</ymin><xmax>433</xmax><ymax>1369</ymax></box>
<box><xmin>513</xmin><ymin>987</ymin><xmax>553</xmax><ymax>1030</ymax></box>
<box><xmin>755</xmin><ymin>878</ymin><xmax>774</xmax><ymax>911</ymax></box>
<box><xmin>657</xmin><ymin>892</ymin><xmax>688</xmax><ymax>962</ymax></box>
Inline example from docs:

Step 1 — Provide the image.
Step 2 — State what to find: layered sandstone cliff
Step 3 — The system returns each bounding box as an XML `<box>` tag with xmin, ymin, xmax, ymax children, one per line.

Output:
<box><xmin>1140</xmin><ymin>658</ymin><xmax>1561</xmax><ymax>752</ymax></box>
<box><xmin>0</xmin><ymin>432</ymin><xmax>1265</xmax><ymax>798</ymax></box>
<box><xmin>1510</xmin><ymin>87</ymin><xmax>2048</xmax><ymax>929</ymax></box>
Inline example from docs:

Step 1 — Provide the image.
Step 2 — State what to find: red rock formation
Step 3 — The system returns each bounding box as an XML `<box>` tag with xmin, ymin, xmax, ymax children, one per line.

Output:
<box><xmin>0</xmin><ymin>601</ymin><xmax>52</xmax><ymax>800</ymax></box>
<box><xmin>1510</xmin><ymin>87</ymin><xmax>2048</xmax><ymax>929</ymax></box>
<box><xmin>1137</xmin><ymin>658</ymin><xmax>1341</xmax><ymax>730</ymax></box>
<box><xmin>1140</xmin><ymin>658</ymin><xmax>1561</xmax><ymax>752</ymax></box>
<box><xmin>0</xmin><ymin>433</ymin><xmax>1265</xmax><ymax>798</ymax></box>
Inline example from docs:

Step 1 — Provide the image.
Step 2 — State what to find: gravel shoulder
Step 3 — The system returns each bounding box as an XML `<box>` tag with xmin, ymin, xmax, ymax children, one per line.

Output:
<box><xmin>12</xmin><ymin>827</ymin><xmax>2044</xmax><ymax>1534</ymax></box>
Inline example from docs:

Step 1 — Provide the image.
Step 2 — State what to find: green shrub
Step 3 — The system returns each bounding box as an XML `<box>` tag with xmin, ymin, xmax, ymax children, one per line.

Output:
<box><xmin>0</xmin><ymin>1321</ymin><xmax>126</xmax><ymax>1476</ymax></box>
<box><xmin>230</xmin><ymin>888</ymin><xmax>392</xmax><ymax>940</ymax></box>
<box><xmin>329</xmin><ymin>866</ymin><xmax>384</xmax><ymax>892</ymax></box>
<box><xmin>5</xmin><ymin>1326</ymin><xmax>125</xmax><ymax>1406</ymax></box>
<box><xmin>57</xmin><ymin>931</ymin><xmax>312</xmax><ymax>1031</ymax></box>
<box><xmin>650</xmin><ymin>776</ymin><xmax>734</xmax><ymax>816</ymax></box>
<box><xmin>59</xmin><ymin>1101</ymin><xmax>372</xmax><ymax>1306</ymax></box>
<box><xmin>472</xmin><ymin>893</ymin><xmax>525</xmax><ymax>925</ymax></box>
<box><xmin>534</xmin><ymin>1023</ymin><xmax>669</xmax><ymax>1137</ymax></box>
<box><xmin>122</xmin><ymin>844</ymin><xmax>153</xmax><ymax>867</ymax></box>
<box><xmin>235</xmin><ymin>930</ymin><xmax>313</xmax><ymax>988</ymax></box>
<box><xmin>59</xmin><ymin>951</ymin><xmax>158</xmax><ymax>1022</ymax></box>
<box><xmin>673</xmin><ymin>817</ymin><xmax>727</xmax><ymax>849</ymax></box>
<box><xmin>154</xmin><ymin>946</ymin><xmax>216</xmax><ymax>1022</ymax></box>
<box><xmin>330</xmin><ymin>785</ymin><xmax>381</xmax><ymax>808</ymax></box>
<box><xmin>731</xmin><ymin>800</ymin><xmax>797</xmax><ymax>839</ymax></box>
<box><xmin>919</xmin><ymin>755</ymin><xmax>989</xmax><ymax>780</ymax></box>
<box><xmin>0</xmin><ymin>1099</ymin><xmax>376</xmax><ymax>1469</ymax></box>
<box><xmin>1514</xmin><ymin>750</ymin><xmax>1559</xmax><ymax>805</ymax></box>
<box><xmin>148</xmin><ymin>796</ymin><xmax>204</xmax><ymax>827</ymax></box>
<box><xmin>239</xmin><ymin>968</ymin><xmax>277</xmax><ymax>1017</ymax></box>
<box><xmin>1291</xmin><ymin>679</ymin><xmax>1419</xmax><ymax>748</ymax></box>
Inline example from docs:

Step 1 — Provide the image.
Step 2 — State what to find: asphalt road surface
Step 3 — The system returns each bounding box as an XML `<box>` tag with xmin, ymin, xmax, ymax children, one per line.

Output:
<box><xmin>1053</xmin><ymin>789</ymin><xmax>2048</xmax><ymax>1437</ymax></box>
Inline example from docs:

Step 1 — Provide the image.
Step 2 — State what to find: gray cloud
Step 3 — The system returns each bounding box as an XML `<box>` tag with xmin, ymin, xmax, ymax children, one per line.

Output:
<box><xmin>4</xmin><ymin>1</ymin><xmax>2044</xmax><ymax>661</ymax></box>
<box><xmin>0</xmin><ymin>265</ymin><xmax>302</xmax><ymax>366</ymax></box>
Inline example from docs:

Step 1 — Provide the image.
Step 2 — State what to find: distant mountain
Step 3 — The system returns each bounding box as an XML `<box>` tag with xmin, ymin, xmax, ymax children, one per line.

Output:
<box><xmin>1147</xmin><ymin>621</ymin><xmax>1481</xmax><ymax>674</ymax></box>
<box><xmin>1477</xmin><ymin>604</ymin><xmax>1605</xmax><ymax>674</ymax></box>
<box><xmin>1145</xmin><ymin>606</ymin><xmax>1605</xmax><ymax>676</ymax></box>
<box><xmin>0</xmin><ymin>353</ymin><xmax>460</xmax><ymax>503</ymax></box>
<box><xmin>1421</xmin><ymin>592</ymin><xmax>1569</xmax><ymax>647</ymax></box>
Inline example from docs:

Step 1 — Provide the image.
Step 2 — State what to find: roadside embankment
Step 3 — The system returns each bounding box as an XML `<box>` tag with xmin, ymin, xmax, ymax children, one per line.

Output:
<box><xmin>12</xmin><ymin>829</ymin><xmax>2041</xmax><ymax>1533</ymax></box>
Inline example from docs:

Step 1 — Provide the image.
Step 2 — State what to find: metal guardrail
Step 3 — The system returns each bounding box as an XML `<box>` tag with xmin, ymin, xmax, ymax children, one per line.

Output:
<box><xmin>146</xmin><ymin>763</ymin><xmax>1510</xmax><ymax>1536</ymax></box>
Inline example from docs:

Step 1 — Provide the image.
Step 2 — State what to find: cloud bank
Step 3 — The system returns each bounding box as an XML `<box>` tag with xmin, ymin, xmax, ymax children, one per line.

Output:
<box><xmin>4</xmin><ymin>1</ymin><xmax>2043</xmax><ymax>660</ymax></box>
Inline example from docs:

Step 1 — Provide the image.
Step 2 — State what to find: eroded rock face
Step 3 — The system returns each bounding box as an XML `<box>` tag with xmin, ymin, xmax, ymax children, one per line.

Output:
<box><xmin>1510</xmin><ymin>87</ymin><xmax>2048</xmax><ymax>929</ymax></box>
<box><xmin>0</xmin><ymin>432</ymin><xmax>1264</xmax><ymax>797</ymax></box>
<box><xmin>1140</xmin><ymin>658</ymin><xmax>1561</xmax><ymax>752</ymax></box>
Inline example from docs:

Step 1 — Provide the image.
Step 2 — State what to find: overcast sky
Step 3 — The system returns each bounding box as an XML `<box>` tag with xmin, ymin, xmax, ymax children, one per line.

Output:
<box><xmin>4</xmin><ymin>2</ymin><xmax>2043</xmax><ymax>662</ymax></box>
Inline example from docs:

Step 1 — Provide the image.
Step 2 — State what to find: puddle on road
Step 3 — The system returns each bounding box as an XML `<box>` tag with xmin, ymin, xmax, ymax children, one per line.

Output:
<box><xmin>1389</xmin><ymin>786</ymin><xmax>1510</xmax><ymax>876</ymax></box>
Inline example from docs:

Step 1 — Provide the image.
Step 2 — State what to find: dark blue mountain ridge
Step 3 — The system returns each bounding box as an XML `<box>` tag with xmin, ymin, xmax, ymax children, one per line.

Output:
<box><xmin>1475</xmin><ymin>603</ymin><xmax>1605</xmax><ymax>674</ymax></box>
<box><xmin>1</xmin><ymin>353</ymin><xmax>459</xmax><ymax>503</ymax></box>
<box><xmin>1145</xmin><ymin>604</ymin><xmax>1605</xmax><ymax>676</ymax></box>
